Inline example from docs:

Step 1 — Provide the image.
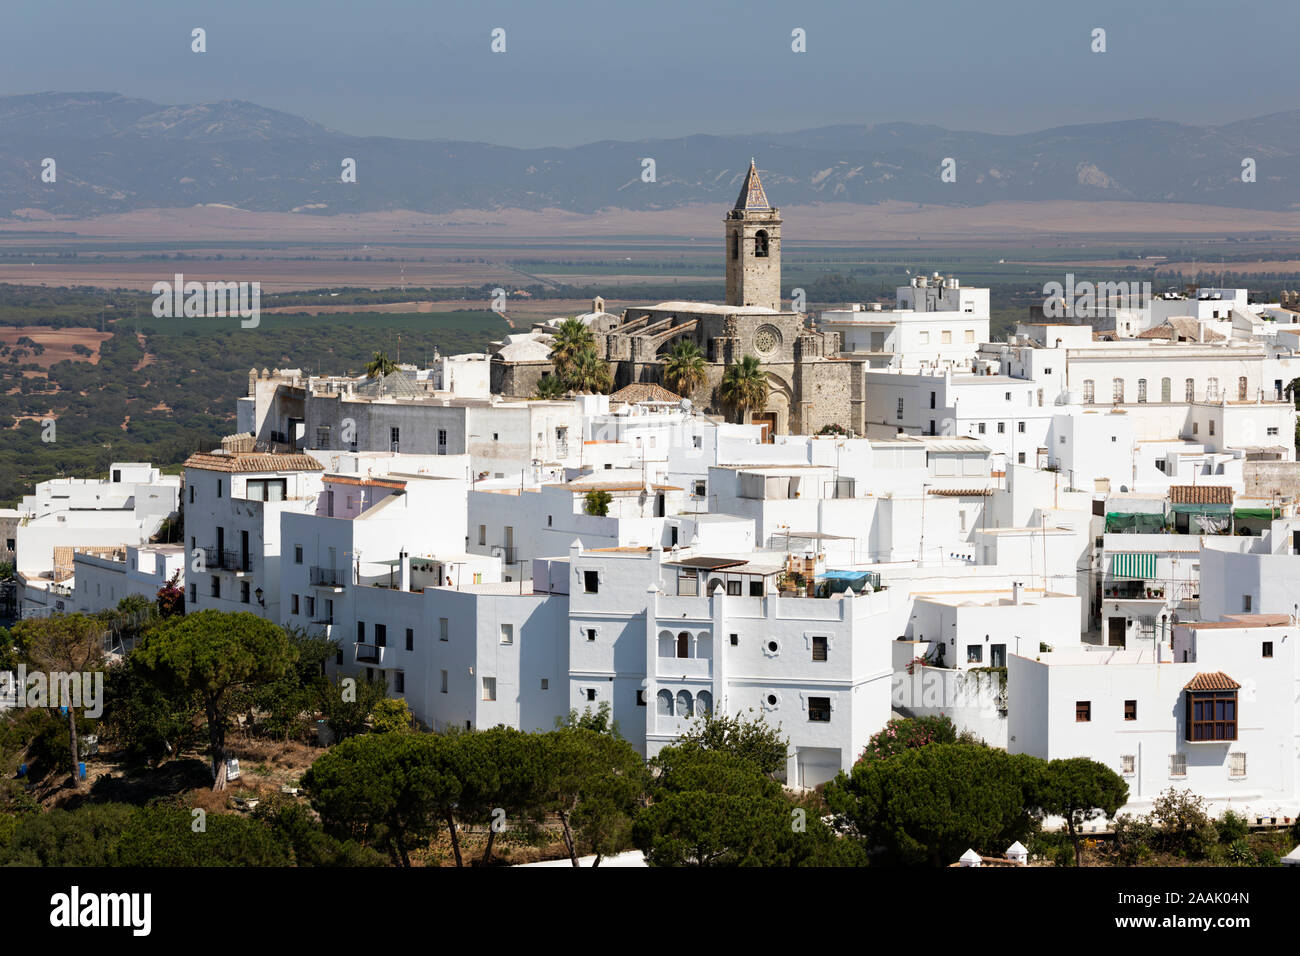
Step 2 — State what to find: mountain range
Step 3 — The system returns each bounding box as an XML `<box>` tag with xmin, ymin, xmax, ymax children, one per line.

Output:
<box><xmin>3</xmin><ymin>92</ymin><xmax>1298</xmax><ymax>217</ymax></box>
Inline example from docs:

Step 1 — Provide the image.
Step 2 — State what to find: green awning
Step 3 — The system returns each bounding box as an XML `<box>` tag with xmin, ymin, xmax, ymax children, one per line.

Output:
<box><xmin>1171</xmin><ymin>503</ymin><xmax>1231</xmax><ymax>515</ymax></box>
<box><xmin>1105</xmin><ymin>512</ymin><xmax>1166</xmax><ymax>533</ymax></box>
<box><xmin>1234</xmin><ymin>507</ymin><xmax>1280</xmax><ymax>520</ymax></box>
<box><xmin>1111</xmin><ymin>552</ymin><xmax>1157</xmax><ymax>578</ymax></box>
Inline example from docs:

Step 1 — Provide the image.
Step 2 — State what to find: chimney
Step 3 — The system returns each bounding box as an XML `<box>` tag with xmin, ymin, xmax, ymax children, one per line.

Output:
<box><xmin>1012</xmin><ymin>580</ymin><xmax>1023</xmax><ymax>605</ymax></box>
<box><xmin>399</xmin><ymin>549</ymin><xmax>410</xmax><ymax>592</ymax></box>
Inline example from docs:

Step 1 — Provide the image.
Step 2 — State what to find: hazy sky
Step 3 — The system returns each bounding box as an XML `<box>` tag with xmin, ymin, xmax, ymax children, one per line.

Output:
<box><xmin>3</xmin><ymin>0</ymin><xmax>1297</xmax><ymax>147</ymax></box>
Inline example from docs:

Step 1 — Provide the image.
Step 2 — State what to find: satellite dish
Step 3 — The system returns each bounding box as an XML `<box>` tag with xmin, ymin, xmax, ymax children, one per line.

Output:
<box><xmin>681</xmin><ymin>398</ymin><xmax>693</xmax><ymax>413</ymax></box>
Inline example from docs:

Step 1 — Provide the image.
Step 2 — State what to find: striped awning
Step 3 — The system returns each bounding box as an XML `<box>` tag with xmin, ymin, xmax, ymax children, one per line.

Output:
<box><xmin>1111</xmin><ymin>552</ymin><xmax>1156</xmax><ymax>578</ymax></box>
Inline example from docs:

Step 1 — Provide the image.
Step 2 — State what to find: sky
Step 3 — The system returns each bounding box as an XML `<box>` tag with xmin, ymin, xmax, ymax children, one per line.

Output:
<box><xmin>2</xmin><ymin>0</ymin><xmax>1298</xmax><ymax>147</ymax></box>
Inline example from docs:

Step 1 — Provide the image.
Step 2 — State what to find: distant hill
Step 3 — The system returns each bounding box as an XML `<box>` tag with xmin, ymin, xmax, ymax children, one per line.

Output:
<box><xmin>3</xmin><ymin>91</ymin><xmax>1298</xmax><ymax>216</ymax></box>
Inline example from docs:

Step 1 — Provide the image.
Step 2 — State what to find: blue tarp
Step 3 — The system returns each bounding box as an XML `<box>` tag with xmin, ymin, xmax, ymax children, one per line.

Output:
<box><xmin>816</xmin><ymin>571</ymin><xmax>880</xmax><ymax>596</ymax></box>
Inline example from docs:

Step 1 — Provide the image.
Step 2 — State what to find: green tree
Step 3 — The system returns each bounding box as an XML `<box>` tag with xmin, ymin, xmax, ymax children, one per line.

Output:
<box><xmin>245</xmin><ymin>629</ymin><xmax>334</xmax><ymax>741</ymax></box>
<box><xmin>303</xmin><ymin>732</ymin><xmax>457</xmax><ymax>867</ymax></box>
<box><xmin>100</xmin><ymin>655</ymin><xmax>200</xmax><ymax>766</ymax></box>
<box><xmin>662</xmin><ymin>339</ymin><xmax>706</xmax><ymax>396</ymax></box>
<box><xmin>855</xmin><ymin>715</ymin><xmax>959</xmax><ymax>764</ymax></box>
<box><xmin>1032</xmin><ymin>757</ymin><xmax>1128</xmax><ymax>866</ymax></box>
<box><xmin>720</xmin><ymin>354</ymin><xmax>769</xmax><ymax>423</ymax></box>
<box><xmin>370</xmin><ymin>697</ymin><xmax>414</xmax><ymax>734</ymax></box>
<box><xmin>548</xmin><ymin>317</ymin><xmax>594</xmax><ymax>378</ymax></box>
<box><xmin>315</xmin><ymin>673</ymin><xmax>390</xmax><ymax>743</ymax></box>
<box><xmin>566</xmin><ymin>345</ymin><xmax>613</xmax><ymax>393</ymax></box>
<box><xmin>12</xmin><ymin>613</ymin><xmax>106</xmax><ymax>790</ymax></box>
<box><xmin>364</xmin><ymin>351</ymin><xmax>398</xmax><ymax>378</ymax></box>
<box><xmin>132</xmin><ymin>610</ymin><xmax>296</xmax><ymax>789</ymax></box>
<box><xmin>584</xmin><ymin>489</ymin><xmax>612</xmax><ymax>517</ymax></box>
<box><xmin>541</xmin><ymin>722</ymin><xmax>645</xmax><ymax>866</ymax></box>
<box><xmin>825</xmin><ymin>744</ymin><xmax>1041</xmax><ymax>866</ymax></box>
<box><xmin>673</xmin><ymin>709</ymin><xmax>788</xmax><ymax>778</ymax></box>
<box><xmin>534</xmin><ymin>374</ymin><xmax>567</xmax><ymax>399</ymax></box>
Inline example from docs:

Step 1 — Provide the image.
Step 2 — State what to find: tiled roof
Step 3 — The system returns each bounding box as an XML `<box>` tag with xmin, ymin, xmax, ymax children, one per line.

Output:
<box><xmin>183</xmin><ymin>452</ymin><xmax>324</xmax><ymax>474</ymax></box>
<box><xmin>1184</xmin><ymin>672</ymin><xmax>1241</xmax><ymax>692</ymax></box>
<box><xmin>324</xmin><ymin>475</ymin><xmax>406</xmax><ymax>490</ymax></box>
<box><xmin>609</xmin><ymin>382</ymin><xmax>682</xmax><ymax>405</ymax></box>
<box><xmin>1169</xmin><ymin>484</ymin><xmax>1233</xmax><ymax>505</ymax></box>
<box><xmin>733</xmin><ymin>159</ymin><xmax>771</xmax><ymax>211</ymax></box>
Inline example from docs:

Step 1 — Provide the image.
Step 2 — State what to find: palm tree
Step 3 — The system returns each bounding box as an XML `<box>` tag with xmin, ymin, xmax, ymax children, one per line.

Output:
<box><xmin>365</xmin><ymin>351</ymin><xmax>397</xmax><ymax>378</ymax></box>
<box><xmin>662</xmin><ymin>339</ymin><xmax>706</xmax><ymax>396</ymax></box>
<box><xmin>549</xmin><ymin>317</ymin><xmax>594</xmax><ymax>381</ymax></box>
<box><xmin>567</xmin><ymin>346</ymin><xmax>613</xmax><ymax>394</ymax></box>
<box><xmin>720</xmin><ymin>354</ymin><xmax>769</xmax><ymax>423</ymax></box>
<box><xmin>535</xmin><ymin>374</ymin><xmax>567</xmax><ymax>399</ymax></box>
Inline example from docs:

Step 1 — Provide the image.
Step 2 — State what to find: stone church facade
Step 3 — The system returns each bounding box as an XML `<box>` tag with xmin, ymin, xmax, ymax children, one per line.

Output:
<box><xmin>492</xmin><ymin>161</ymin><xmax>863</xmax><ymax>437</ymax></box>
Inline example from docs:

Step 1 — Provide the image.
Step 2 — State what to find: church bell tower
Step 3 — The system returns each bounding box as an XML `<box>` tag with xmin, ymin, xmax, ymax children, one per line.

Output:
<box><xmin>725</xmin><ymin>159</ymin><xmax>782</xmax><ymax>311</ymax></box>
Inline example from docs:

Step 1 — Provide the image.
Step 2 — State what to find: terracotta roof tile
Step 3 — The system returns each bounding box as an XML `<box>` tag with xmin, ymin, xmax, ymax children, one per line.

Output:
<box><xmin>1169</xmin><ymin>484</ymin><xmax>1233</xmax><ymax>505</ymax></box>
<box><xmin>609</xmin><ymin>383</ymin><xmax>683</xmax><ymax>405</ymax></box>
<box><xmin>183</xmin><ymin>452</ymin><xmax>324</xmax><ymax>474</ymax></box>
<box><xmin>1184</xmin><ymin>671</ymin><xmax>1241</xmax><ymax>692</ymax></box>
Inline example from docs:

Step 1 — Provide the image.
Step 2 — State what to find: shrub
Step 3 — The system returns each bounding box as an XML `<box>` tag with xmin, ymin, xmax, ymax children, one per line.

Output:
<box><xmin>1216</xmin><ymin>809</ymin><xmax>1250</xmax><ymax>844</ymax></box>
<box><xmin>855</xmin><ymin>715</ymin><xmax>958</xmax><ymax>764</ymax></box>
<box><xmin>1111</xmin><ymin>812</ymin><xmax>1155</xmax><ymax>865</ymax></box>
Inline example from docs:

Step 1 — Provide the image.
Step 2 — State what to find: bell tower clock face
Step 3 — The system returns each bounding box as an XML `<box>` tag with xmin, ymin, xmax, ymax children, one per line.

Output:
<box><xmin>754</xmin><ymin>325</ymin><xmax>779</xmax><ymax>356</ymax></box>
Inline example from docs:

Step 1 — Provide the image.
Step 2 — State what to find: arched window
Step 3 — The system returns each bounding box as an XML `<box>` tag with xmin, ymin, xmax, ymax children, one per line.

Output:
<box><xmin>1136</xmin><ymin>379</ymin><xmax>1147</xmax><ymax>403</ymax></box>
<box><xmin>1082</xmin><ymin>380</ymin><xmax>1095</xmax><ymax>403</ymax></box>
<box><xmin>658</xmin><ymin>630</ymin><xmax>675</xmax><ymax>657</ymax></box>
<box><xmin>1185</xmin><ymin>378</ymin><xmax>1195</xmax><ymax>402</ymax></box>
<box><xmin>675</xmin><ymin>690</ymin><xmax>694</xmax><ymax>717</ymax></box>
<box><xmin>1112</xmin><ymin>378</ymin><xmax>1125</xmax><ymax>404</ymax></box>
<box><xmin>696</xmin><ymin>632</ymin><xmax>712</xmax><ymax>658</ymax></box>
<box><xmin>696</xmin><ymin>690</ymin><xmax>713</xmax><ymax>715</ymax></box>
<box><xmin>1161</xmin><ymin>377</ymin><xmax>1171</xmax><ymax>403</ymax></box>
<box><xmin>1207</xmin><ymin>378</ymin><xmax>1219</xmax><ymax>401</ymax></box>
<box><xmin>754</xmin><ymin>230</ymin><xmax>770</xmax><ymax>258</ymax></box>
<box><xmin>656</xmin><ymin>690</ymin><xmax>674</xmax><ymax>716</ymax></box>
<box><xmin>677</xmin><ymin>632</ymin><xmax>691</xmax><ymax>659</ymax></box>
<box><xmin>1238</xmin><ymin>376</ymin><xmax>1248</xmax><ymax>401</ymax></box>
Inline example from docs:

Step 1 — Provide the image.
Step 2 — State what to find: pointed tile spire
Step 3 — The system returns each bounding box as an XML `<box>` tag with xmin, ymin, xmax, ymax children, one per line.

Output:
<box><xmin>733</xmin><ymin>159</ymin><xmax>771</xmax><ymax>211</ymax></box>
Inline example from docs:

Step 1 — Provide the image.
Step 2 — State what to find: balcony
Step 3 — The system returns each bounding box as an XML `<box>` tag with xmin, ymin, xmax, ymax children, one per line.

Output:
<box><xmin>656</xmin><ymin>656</ymin><xmax>712</xmax><ymax>679</ymax></box>
<box><xmin>1104</xmin><ymin>581</ymin><xmax>1165</xmax><ymax>601</ymax></box>
<box><xmin>203</xmin><ymin>548</ymin><xmax>253</xmax><ymax>573</ymax></box>
<box><xmin>354</xmin><ymin>643</ymin><xmax>387</xmax><ymax>666</ymax></box>
<box><xmin>311</xmin><ymin>566</ymin><xmax>348</xmax><ymax>589</ymax></box>
<box><xmin>498</xmin><ymin>546</ymin><xmax>518</xmax><ymax>564</ymax></box>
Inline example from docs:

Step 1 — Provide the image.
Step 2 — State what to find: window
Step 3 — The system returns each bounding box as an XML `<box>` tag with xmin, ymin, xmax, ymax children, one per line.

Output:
<box><xmin>1207</xmin><ymin>378</ymin><xmax>1219</xmax><ymax>401</ymax></box>
<box><xmin>896</xmin><ymin>397</ymin><xmax>904</xmax><ymax>420</ymax></box>
<box><xmin>189</xmin><ymin>582</ymin><xmax>197</xmax><ymax>604</ymax></box>
<box><xmin>997</xmin><ymin>422</ymin><xmax>1005</xmax><ymax>434</ymax></box>
<box><xmin>726</xmin><ymin>580</ymin><xmax>742</xmax><ymax>596</ymax></box>
<box><xmin>693</xmin><ymin>480</ymin><xmax>706</xmax><ymax>497</ymax></box>
<box><xmin>288</xmin><ymin>594</ymin><xmax>299</xmax><ymax>616</ymax></box>
<box><xmin>1137</xmin><ymin>379</ymin><xmax>1147</xmax><ymax>403</ymax></box>
<box><xmin>730</xmin><ymin>633</ymin><xmax>739</xmax><ymax>646</ymax></box>
<box><xmin>635</xmin><ymin>689</ymin><xmax>644</xmax><ymax>705</ymax></box>
<box><xmin>240</xmin><ymin>581</ymin><xmax>250</xmax><ymax>604</ymax></box>
<box><xmin>394</xmin><ymin>671</ymin><xmax>404</xmax><ymax>694</ymax></box>
<box><xmin>583</xmin><ymin>570</ymin><xmax>599</xmax><ymax>593</ymax></box>
<box><xmin>919</xmin><ymin>331</ymin><xmax>930</xmax><ymax>345</ymax></box>
<box><xmin>245</xmin><ymin>478</ymin><xmax>287</xmax><ymax>502</ymax></box>
<box><xmin>188</xmin><ymin>485</ymin><xmax>194</xmax><ymax>504</ymax></box>
<box><xmin>478</xmin><ymin>525</ymin><xmax>486</xmax><ymax>546</ymax></box>
<box><xmin>1155</xmin><ymin>459</ymin><xmax>1166</xmax><ymax>474</ymax></box>
<box><xmin>501</xmin><ymin>623</ymin><xmax>514</xmax><ymax>644</ymax></box>
<box><xmin>1229</xmin><ymin>753</ymin><xmax>1246</xmax><ymax>777</ymax></box>
<box><xmin>482</xmin><ymin>677</ymin><xmax>496</xmax><ymax>701</ymax></box>
<box><xmin>543</xmin><ymin>679</ymin><xmax>550</xmax><ymax>691</ymax></box>
<box><xmin>304</xmin><ymin>596</ymin><xmax>314</xmax><ymax>618</ymax></box>
<box><xmin>1263</xmin><ymin>641</ymin><xmax>1273</xmax><ymax>658</ymax></box>
<box><xmin>1238</xmin><ymin>377</ymin><xmax>1248</xmax><ymax>401</ymax></box>
<box><xmin>1267</xmin><ymin>427</ymin><xmax>1279</xmax><ymax>437</ymax></box>
<box><xmin>750</xmin><ymin>580</ymin><xmax>764</xmax><ymax>596</ymax></box>
<box><xmin>1037</xmin><ymin>388</ymin><xmax>1043</xmax><ymax>406</ymax></box>
<box><xmin>439</xmin><ymin>617</ymin><xmax>448</xmax><ymax>641</ymax></box>
<box><xmin>1075</xmin><ymin>700</ymin><xmax>1091</xmax><ymax>722</ymax></box>
<box><xmin>1209</xmin><ymin>420</ymin><xmax>1215</xmax><ymax>436</ymax></box>
<box><xmin>1112</xmin><ymin>378</ymin><xmax>1125</xmax><ymax>404</ymax></box>
<box><xmin>1124</xmin><ymin>699</ymin><xmax>1137</xmax><ymax>721</ymax></box>
<box><xmin>390</xmin><ymin>427</ymin><xmax>400</xmax><ymax>449</ymax></box>
<box><xmin>941</xmin><ymin>330</ymin><xmax>952</xmax><ymax>344</ymax></box>
<box><xmin>294</xmin><ymin>545</ymin><xmax>303</xmax><ymax>565</ymax></box>
<box><xmin>812</xmin><ymin>636</ymin><xmax>828</xmax><ymax>662</ymax></box>
<box><xmin>1193</xmin><ymin>422</ymin><xmax>1199</xmax><ymax>435</ymax></box>
<box><xmin>1082</xmin><ymin>380</ymin><xmax>1095</xmax><ymax>403</ymax></box>
<box><xmin>964</xmin><ymin>329</ymin><xmax>975</xmax><ymax>343</ymax></box>
<box><xmin>1017</xmin><ymin>421</ymin><xmax>1025</xmax><ymax>433</ymax></box>
<box><xmin>209</xmin><ymin>576</ymin><xmax>221</xmax><ymax>598</ymax></box>
<box><xmin>405</xmin><ymin>628</ymin><xmax>414</xmax><ymax>651</ymax></box>
<box><xmin>808</xmin><ymin>697</ymin><xmax>831</xmax><ymax>722</ymax></box>
<box><xmin>1242</xmin><ymin>594</ymin><xmax>1252</xmax><ymax>613</ymax></box>
<box><xmin>1121</xmin><ymin>755</ymin><xmax>1135</xmax><ymax>775</ymax></box>
<box><xmin>1186</xmin><ymin>690</ymin><xmax>1237</xmax><ymax>741</ymax></box>
<box><xmin>930</xmin><ymin>391</ymin><xmax>936</xmax><ymax>409</ymax></box>
<box><xmin>977</xmin><ymin>422</ymin><xmax>986</xmax><ymax>435</ymax></box>
<box><xmin>1004</xmin><ymin>391</ymin><xmax>1011</xmax><ymax>402</ymax></box>
<box><xmin>1017</xmin><ymin>452</ymin><xmax>1026</xmax><ymax>464</ymax></box>
<box><xmin>1161</xmin><ymin>378</ymin><xmax>1171</xmax><ymax>402</ymax></box>
<box><xmin>440</xmin><ymin>670</ymin><xmax>448</xmax><ymax>693</ymax></box>
<box><xmin>1170</xmin><ymin>753</ymin><xmax>1187</xmax><ymax>776</ymax></box>
<box><xmin>375</xmin><ymin>624</ymin><xmax>386</xmax><ymax>647</ymax></box>
<box><xmin>586</xmin><ymin>628</ymin><xmax>597</xmax><ymax>642</ymax></box>
<box><xmin>336</xmin><ymin>649</ymin><xmax>344</xmax><ymax>666</ymax></box>
<box><xmin>586</xmin><ymin>688</ymin><xmax>596</xmax><ymax>702</ymax></box>
<box><xmin>356</xmin><ymin>621</ymin><xmax>365</xmax><ymax>643</ymax></box>
<box><xmin>1185</xmin><ymin>379</ymin><xmax>1195</xmax><ymax>402</ymax></box>
<box><xmin>967</xmin><ymin>646</ymin><xmax>983</xmax><ymax>664</ymax></box>
<box><xmin>217</xmin><ymin>479</ymin><xmax>223</xmax><ymax>498</ymax></box>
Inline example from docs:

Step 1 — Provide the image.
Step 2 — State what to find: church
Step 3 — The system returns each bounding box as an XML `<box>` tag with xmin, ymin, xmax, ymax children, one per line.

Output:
<box><xmin>490</xmin><ymin>160</ymin><xmax>860</xmax><ymax>437</ymax></box>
